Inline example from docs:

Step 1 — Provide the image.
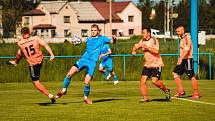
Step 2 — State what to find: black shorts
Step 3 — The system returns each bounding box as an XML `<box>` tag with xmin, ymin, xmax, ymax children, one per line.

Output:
<box><xmin>173</xmin><ymin>58</ymin><xmax>195</xmax><ymax>79</ymax></box>
<box><xmin>142</xmin><ymin>67</ymin><xmax>162</xmax><ymax>79</ymax></box>
<box><xmin>29</xmin><ymin>62</ymin><xmax>42</xmax><ymax>81</ymax></box>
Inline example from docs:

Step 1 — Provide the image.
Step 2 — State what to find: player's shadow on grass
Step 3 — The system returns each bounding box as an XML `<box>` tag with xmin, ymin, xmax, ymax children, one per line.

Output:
<box><xmin>93</xmin><ymin>98</ymin><xmax>125</xmax><ymax>103</ymax></box>
<box><xmin>177</xmin><ymin>95</ymin><xmax>192</xmax><ymax>98</ymax></box>
<box><xmin>36</xmin><ymin>102</ymin><xmax>67</xmax><ymax>106</ymax></box>
<box><xmin>150</xmin><ymin>98</ymin><xmax>171</xmax><ymax>102</ymax></box>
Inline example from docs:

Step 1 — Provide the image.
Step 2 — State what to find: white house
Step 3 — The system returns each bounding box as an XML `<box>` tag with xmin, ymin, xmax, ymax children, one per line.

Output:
<box><xmin>22</xmin><ymin>1</ymin><xmax>142</xmax><ymax>39</ymax></box>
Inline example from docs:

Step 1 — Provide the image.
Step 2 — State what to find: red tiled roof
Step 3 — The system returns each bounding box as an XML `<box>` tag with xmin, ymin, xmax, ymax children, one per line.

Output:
<box><xmin>91</xmin><ymin>2</ymin><xmax>130</xmax><ymax>22</ymax></box>
<box><xmin>33</xmin><ymin>24</ymin><xmax>56</xmax><ymax>29</ymax></box>
<box><xmin>23</xmin><ymin>9</ymin><xmax>45</xmax><ymax>16</ymax></box>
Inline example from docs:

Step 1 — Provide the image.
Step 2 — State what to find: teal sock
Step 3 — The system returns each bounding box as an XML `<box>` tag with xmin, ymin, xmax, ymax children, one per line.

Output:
<box><xmin>103</xmin><ymin>71</ymin><xmax>109</xmax><ymax>77</ymax></box>
<box><xmin>113</xmin><ymin>75</ymin><xmax>118</xmax><ymax>81</ymax></box>
<box><xmin>63</xmin><ymin>75</ymin><xmax>71</xmax><ymax>88</ymax></box>
<box><xmin>84</xmin><ymin>84</ymin><xmax>90</xmax><ymax>98</ymax></box>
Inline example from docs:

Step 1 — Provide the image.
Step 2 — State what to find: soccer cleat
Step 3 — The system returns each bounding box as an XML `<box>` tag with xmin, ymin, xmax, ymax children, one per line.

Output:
<box><xmin>114</xmin><ymin>80</ymin><xmax>119</xmax><ymax>85</ymax></box>
<box><xmin>84</xmin><ymin>98</ymin><xmax>93</xmax><ymax>104</ymax></box>
<box><xmin>192</xmin><ymin>94</ymin><xmax>201</xmax><ymax>99</ymax></box>
<box><xmin>7</xmin><ymin>61</ymin><xmax>17</xmax><ymax>67</ymax></box>
<box><xmin>106</xmin><ymin>74</ymin><xmax>111</xmax><ymax>81</ymax></box>
<box><xmin>165</xmin><ymin>89</ymin><xmax>171</xmax><ymax>101</ymax></box>
<box><xmin>49</xmin><ymin>95</ymin><xmax>56</xmax><ymax>104</ymax></box>
<box><xmin>139</xmin><ymin>98</ymin><xmax>149</xmax><ymax>103</ymax></box>
<box><xmin>174</xmin><ymin>91</ymin><xmax>185</xmax><ymax>97</ymax></box>
<box><xmin>56</xmin><ymin>90</ymin><xmax>67</xmax><ymax>99</ymax></box>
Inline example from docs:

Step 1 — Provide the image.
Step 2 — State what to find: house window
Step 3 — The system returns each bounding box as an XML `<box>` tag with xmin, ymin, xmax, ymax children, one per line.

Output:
<box><xmin>81</xmin><ymin>29</ymin><xmax>88</xmax><ymax>37</ymax></box>
<box><xmin>64</xmin><ymin>29</ymin><xmax>70</xmax><ymax>37</ymax></box>
<box><xmin>129</xmin><ymin>29</ymin><xmax>134</xmax><ymax>35</ymax></box>
<box><xmin>41</xmin><ymin>29</ymin><xmax>49</xmax><ymax>37</ymax></box>
<box><xmin>51</xmin><ymin>30</ymin><xmax>56</xmax><ymax>38</ymax></box>
<box><xmin>24</xmin><ymin>17</ymin><xmax>30</xmax><ymax>26</ymax></box>
<box><xmin>64</xmin><ymin>16</ymin><xmax>70</xmax><ymax>23</ymax></box>
<box><xmin>112</xmin><ymin>29</ymin><xmax>117</xmax><ymax>36</ymax></box>
<box><xmin>128</xmin><ymin>16</ymin><xmax>134</xmax><ymax>22</ymax></box>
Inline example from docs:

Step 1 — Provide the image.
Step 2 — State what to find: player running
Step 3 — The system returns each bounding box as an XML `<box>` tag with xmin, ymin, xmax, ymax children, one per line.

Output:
<box><xmin>56</xmin><ymin>24</ymin><xmax>116</xmax><ymax>104</ymax></box>
<box><xmin>11</xmin><ymin>27</ymin><xmax>56</xmax><ymax>103</ymax></box>
<box><xmin>173</xmin><ymin>25</ymin><xmax>200</xmax><ymax>99</ymax></box>
<box><xmin>132</xmin><ymin>27</ymin><xmax>170</xmax><ymax>102</ymax></box>
<box><xmin>99</xmin><ymin>43</ymin><xmax>119</xmax><ymax>84</ymax></box>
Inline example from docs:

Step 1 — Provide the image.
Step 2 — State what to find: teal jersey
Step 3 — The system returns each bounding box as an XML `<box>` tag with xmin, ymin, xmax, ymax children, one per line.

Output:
<box><xmin>82</xmin><ymin>35</ymin><xmax>111</xmax><ymax>62</ymax></box>
<box><xmin>101</xmin><ymin>44</ymin><xmax>111</xmax><ymax>61</ymax></box>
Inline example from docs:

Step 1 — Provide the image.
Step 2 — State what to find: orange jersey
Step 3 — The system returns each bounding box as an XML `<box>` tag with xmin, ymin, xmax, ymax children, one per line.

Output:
<box><xmin>135</xmin><ymin>37</ymin><xmax>164</xmax><ymax>67</ymax></box>
<box><xmin>18</xmin><ymin>36</ymin><xmax>44</xmax><ymax>66</ymax></box>
<box><xmin>179</xmin><ymin>33</ymin><xmax>193</xmax><ymax>59</ymax></box>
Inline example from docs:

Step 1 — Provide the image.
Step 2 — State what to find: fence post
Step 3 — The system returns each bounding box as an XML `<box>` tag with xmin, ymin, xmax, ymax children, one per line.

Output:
<box><xmin>208</xmin><ymin>53</ymin><xmax>212</xmax><ymax>80</ymax></box>
<box><xmin>123</xmin><ymin>55</ymin><xmax>126</xmax><ymax>80</ymax></box>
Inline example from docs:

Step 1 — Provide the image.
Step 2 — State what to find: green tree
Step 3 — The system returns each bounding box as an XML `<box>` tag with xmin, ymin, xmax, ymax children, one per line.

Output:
<box><xmin>0</xmin><ymin>0</ymin><xmax>37</xmax><ymax>37</ymax></box>
<box><xmin>137</xmin><ymin>0</ymin><xmax>152</xmax><ymax>29</ymax></box>
<box><xmin>173</xmin><ymin>0</ymin><xmax>190</xmax><ymax>32</ymax></box>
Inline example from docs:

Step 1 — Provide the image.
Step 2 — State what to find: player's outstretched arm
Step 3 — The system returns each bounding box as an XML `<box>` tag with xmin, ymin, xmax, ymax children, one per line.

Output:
<box><xmin>38</xmin><ymin>37</ymin><xmax>55</xmax><ymax>61</ymax></box>
<box><xmin>99</xmin><ymin>49</ymin><xmax>112</xmax><ymax>60</ymax></box>
<box><xmin>132</xmin><ymin>45</ymin><xmax>138</xmax><ymax>55</ymax></box>
<box><xmin>132</xmin><ymin>40</ymin><xmax>142</xmax><ymax>55</ymax></box>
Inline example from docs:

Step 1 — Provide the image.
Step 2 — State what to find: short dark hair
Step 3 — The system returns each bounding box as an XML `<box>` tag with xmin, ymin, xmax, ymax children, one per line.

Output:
<box><xmin>21</xmin><ymin>27</ymin><xmax>30</xmax><ymax>34</ymax></box>
<box><xmin>91</xmin><ymin>24</ymin><xmax>99</xmax><ymax>30</ymax></box>
<box><xmin>142</xmin><ymin>27</ymin><xmax>151</xmax><ymax>35</ymax></box>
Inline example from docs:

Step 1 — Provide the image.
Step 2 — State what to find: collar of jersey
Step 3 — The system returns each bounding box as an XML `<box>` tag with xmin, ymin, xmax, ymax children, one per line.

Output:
<box><xmin>91</xmin><ymin>35</ymin><xmax>100</xmax><ymax>38</ymax></box>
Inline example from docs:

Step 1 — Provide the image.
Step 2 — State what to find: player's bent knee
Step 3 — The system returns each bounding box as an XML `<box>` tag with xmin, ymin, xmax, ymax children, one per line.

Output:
<box><xmin>188</xmin><ymin>73</ymin><xmax>195</xmax><ymax>79</ymax></box>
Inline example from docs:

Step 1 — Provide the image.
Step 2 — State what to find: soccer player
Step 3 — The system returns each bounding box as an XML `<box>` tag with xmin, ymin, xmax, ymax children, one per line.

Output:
<box><xmin>99</xmin><ymin>43</ymin><xmax>119</xmax><ymax>84</ymax></box>
<box><xmin>131</xmin><ymin>27</ymin><xmax>170</xmax><ymax>102</ymax></box>
<box><xmin>7</xmin><ymin>27</ymin><xmax>34</xmax><ymax>66</ymax></box>
<box><xmin>14</xmin><ymin>27</ymin><xmax>56</xmax><ymax>103</ymax></box>
<box><xmin>173</xmin><ymin>25</ymin><xmax>200</xmax><ymax>99</ymax></box>
<box><xmin>56</xmin><ymin>24</ymin><xmax>116</xmax><ymax>104</ymax></box>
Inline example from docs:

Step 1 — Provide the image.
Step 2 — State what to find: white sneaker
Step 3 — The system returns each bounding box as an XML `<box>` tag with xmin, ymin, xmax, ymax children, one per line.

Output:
<box><xmin>114</xmin><ymin>80</ymin><xmax>119</xmax><ymax>85</ymax></box>
<box><xmin>7</xmin><ymin>60</ymin><xmax>17</xmax><ymax>66</ymax></box>
<box><xmin>106</xmin><ymin>74</ymin><xmax>111</xmax><ymax>81</ymax></box>
<box><xmin>49</xmin><ymin>94</ymin><xmax>56</xmax><ymax>104</ymax></box>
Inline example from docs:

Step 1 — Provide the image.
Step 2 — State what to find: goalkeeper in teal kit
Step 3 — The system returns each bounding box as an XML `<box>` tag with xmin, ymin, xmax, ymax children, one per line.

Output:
<box><xmin>56</xmin><ymin>24</ymin><xmax>116</xmax><ymax>104</ymax></box>
<box><xmin>99</xmin><ymin>44</ymin><xmax>119</xmax><ymax>84</ymax></box>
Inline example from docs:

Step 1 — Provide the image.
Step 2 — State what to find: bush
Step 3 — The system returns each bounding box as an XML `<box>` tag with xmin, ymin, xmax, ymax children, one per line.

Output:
<box><xmin>0</xmin><ymin>38</ymin><xmax>214</xmax><ymax>82</ymax></box>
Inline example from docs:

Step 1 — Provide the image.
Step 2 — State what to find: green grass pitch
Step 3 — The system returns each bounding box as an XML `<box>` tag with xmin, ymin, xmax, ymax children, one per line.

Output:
<box><xmin>0</xmin><ymin>80</ymin><xmax>215</xmax><ymax>121</ymax></box>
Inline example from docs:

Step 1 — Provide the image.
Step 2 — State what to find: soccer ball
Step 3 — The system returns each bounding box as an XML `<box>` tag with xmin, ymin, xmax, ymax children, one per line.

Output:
<box><xmin>71</xmin><ymin>35</ymin><xmax>82</xmax><ymax>45</ymax></box>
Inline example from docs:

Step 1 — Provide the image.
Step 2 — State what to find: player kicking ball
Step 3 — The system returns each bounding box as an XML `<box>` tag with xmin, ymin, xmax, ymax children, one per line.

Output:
<box><xmin>132</xmin><ymin>27</ymin><xmax>170</xmax><ymax>102</ymax></box>
<box><xmin>9</xmin><ymin>27</ymin><xmax>56</xmax><ymax>103</ymax></box>
<box><xmin>99</xmin><ymin>43</ymin><xmax>119</xmax><ymax>84</ymax></box>
<box><xmin>56</xmin><ymin>24</ymin><xmax>116</xmax><ymax>104</ymax></box>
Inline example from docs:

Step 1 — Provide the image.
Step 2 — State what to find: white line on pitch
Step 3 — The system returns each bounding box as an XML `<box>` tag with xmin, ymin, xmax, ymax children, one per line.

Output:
<box><xmin>172</xmin><ymin>97</ymin><xmax>215</xmax><ymax>106</ymax></box>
